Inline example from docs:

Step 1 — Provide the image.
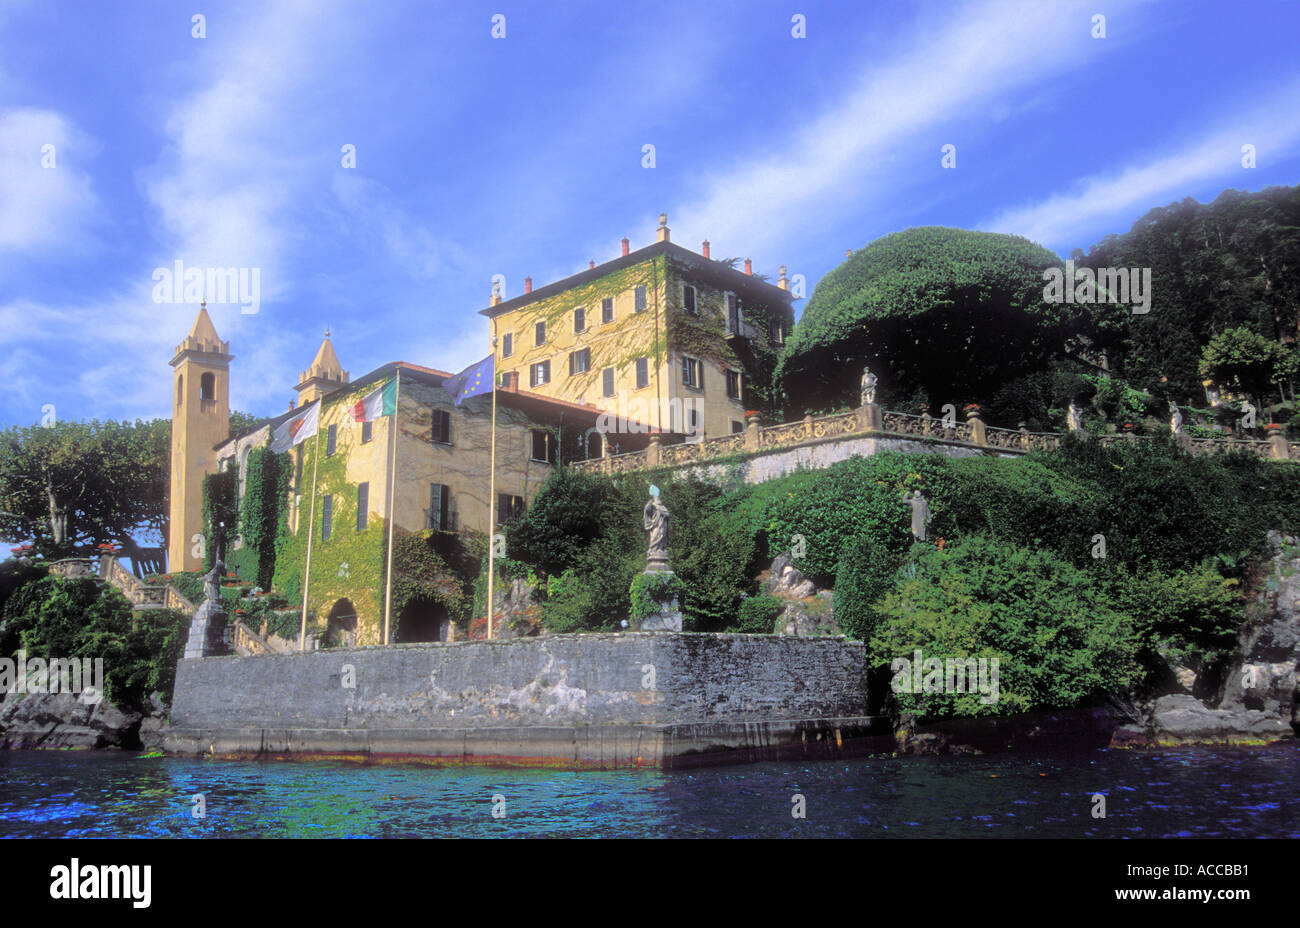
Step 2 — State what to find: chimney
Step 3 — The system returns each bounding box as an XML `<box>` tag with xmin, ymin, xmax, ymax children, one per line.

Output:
<box><xmin>702</xmin><ymin>240</ymin><xmax>710</xmax><ymax>259</ymax></box>
<box><xmin>589</xmin><ymin>259</ymin><xmax>595</xmax><ymax>269</ymax></box>
<box><xmin>846</xmin><ymin>248</ymin><xmax>852</xmax><ymax>258</ymax></box>
<box><xmin>524</xmin><ymin>276</ymin><xmax>533</xmax><ymax>294</ymax></box>
<box><xmin>656</xmin><ymin>212</ymin><xmax>670</xmax><ymax>243</ymax></box>
<box><xmin>778</xmin><ymin>265</ymin><xmax>789</xmax><ymax>290</ymax></box>
<box><xmin>744</xmin><ymin>258</ymin><xmax>752</xmax><ymax>276</ymax></box>
<box><xmin>621</xmin><ymin>237</ymin><xmax>630</xmax><ymax>256</ymax></box>
<box><xmin>289</xmin><ymin>398</ymin><xmax>296</xmax><ymax>411</ymax></box>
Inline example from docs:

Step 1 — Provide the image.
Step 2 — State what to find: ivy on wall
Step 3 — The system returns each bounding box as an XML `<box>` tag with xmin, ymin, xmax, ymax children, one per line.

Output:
<box><xmin>239</xmin><ymin>447</ymin><xmax>290</xmax><ymax>589</ymax></box>
<box><xmin>201</xmin><ymin>470</ymin><xmax>238</xmax><ymax>569</ymax></box>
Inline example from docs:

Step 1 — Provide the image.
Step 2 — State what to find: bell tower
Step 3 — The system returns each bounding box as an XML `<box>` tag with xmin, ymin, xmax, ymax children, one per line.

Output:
<box><xmin>168</xmin><ymin>303</ymin><xmax>233</xmax><ymax>572</ymax></box>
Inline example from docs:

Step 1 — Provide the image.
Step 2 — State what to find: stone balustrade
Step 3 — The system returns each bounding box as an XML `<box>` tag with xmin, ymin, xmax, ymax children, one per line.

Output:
<box><xmin>570</xmin><ymin>403</ymin><xmax>1295</xmax><ymax>475</ymax></box>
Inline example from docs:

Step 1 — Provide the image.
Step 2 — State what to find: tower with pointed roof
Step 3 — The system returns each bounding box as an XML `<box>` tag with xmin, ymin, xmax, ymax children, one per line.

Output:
<box><xmin>169</xmin><ymin>303</ymin><xmax>233</xmax><ymax>572</ymax></box>
<box><xmin>295</xmin><ymin>329</ymin><xmax>349</xmax><ymax>407</ymax></box>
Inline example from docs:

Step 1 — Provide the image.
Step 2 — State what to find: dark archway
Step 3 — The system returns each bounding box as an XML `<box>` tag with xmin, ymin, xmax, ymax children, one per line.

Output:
<box><xmin>200</xmin><ymin>371</ymin><xmax>216</xmax><ymax>401</ymax></box>
<box><xmin>325</xmin><ymin>598</ymin><xmax>358</xmax><ymax>648</ymax></box>
<box><xmin>585</xmin><ymin>429</ymin><xmax>603</xmax><ymax>459</ymax></box>
<box><xmin>395</xmin><ymin>598</ymin><xmax>450</xmax><ymax>643</ymax></box>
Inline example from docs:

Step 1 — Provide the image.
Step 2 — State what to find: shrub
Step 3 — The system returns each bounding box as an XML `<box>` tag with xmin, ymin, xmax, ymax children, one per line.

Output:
<box><xmin>731</xmin><ymin>594</ymin><xmax>785</xmax><ymax>634</ymax></box>
<box><xmin>834</xmin><ymin>534</ymin><xmax>903</xmax><ymax>641</ymax></box>
<box><xmin>870</xmin><ymin>536</ymin><xmax>1143</xmax><ymax>718</ymax></box>
<box><xmin>629</xmin><ymin>571</ymin><xmax>685</xmax><ymax>622</ymax></box>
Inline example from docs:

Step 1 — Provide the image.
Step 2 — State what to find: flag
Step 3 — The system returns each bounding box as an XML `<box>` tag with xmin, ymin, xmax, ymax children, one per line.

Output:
<box><xmin>269</xmin><ymin>403</ymin><xmax>319</xmax><ymax>452</ymax></box>
<box><xmin>351</xmin><ymin>378</ymin><xmax>396</xmax><ymax>423</ymax></box>
<box><xmin>444</xmin><ymin>354</ymin><xmax>494</xmax><ymax>406</ymax></box>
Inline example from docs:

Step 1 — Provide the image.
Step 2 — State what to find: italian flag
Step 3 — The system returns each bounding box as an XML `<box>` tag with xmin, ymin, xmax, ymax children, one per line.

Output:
<box><xmin>352</xmin><ymin>378</ymin><xmax>396</xmax><ymax>423</ymax></box>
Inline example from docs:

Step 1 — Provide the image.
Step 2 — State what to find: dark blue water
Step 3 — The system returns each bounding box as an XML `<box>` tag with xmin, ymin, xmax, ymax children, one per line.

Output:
<box><xmin>1</xmin><ymin>744</ymin><xmax>1296</xmax><ymax>838</ymax></box>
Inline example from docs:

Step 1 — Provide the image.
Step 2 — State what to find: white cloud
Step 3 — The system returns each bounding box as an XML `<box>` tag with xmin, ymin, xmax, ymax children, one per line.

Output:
<box><xmin>982</xmin><ymin>78</ymin><xmax>1300</xmax><ymax>247</ymax></box>
<box><xmin>672</xmin><ymin>0</ymin><xmax>1140</xmax><ymax>264</ymax></box>
<box><xmin>0</xmin><ymin>107</ymin><xmax>98</xmax><ymax>253</ymax></box>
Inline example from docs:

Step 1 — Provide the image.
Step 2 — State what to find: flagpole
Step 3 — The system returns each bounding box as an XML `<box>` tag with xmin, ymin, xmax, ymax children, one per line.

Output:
<box><xmin>299</xmin><ymin>422</ymin><xmax>321</xmax><ymax>651</ymax></box>
<box><xmin>383</xmin><ymin>369</ymin><xmax>401</xmax><ymax>645</ymax></box>
<box><xmin>486</xmin><ymin>324</ymin><xmax>498</xmax><ymax>640</ymax></box>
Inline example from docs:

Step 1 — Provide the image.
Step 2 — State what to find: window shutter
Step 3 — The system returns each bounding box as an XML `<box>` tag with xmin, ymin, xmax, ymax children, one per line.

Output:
<box><xmin>357</xmin><ymin>483</ymin><xmax>368</xmax><ymax>531</ymax></box>
<box><xmin>603</xmin><ymin>367</ymin><xmax>615</xmax><ymax>397</ymax></box>
<box><xmin>322</xmin><ymin>495</ymin><xmax>333</xmax><ymax>541</ymax></box>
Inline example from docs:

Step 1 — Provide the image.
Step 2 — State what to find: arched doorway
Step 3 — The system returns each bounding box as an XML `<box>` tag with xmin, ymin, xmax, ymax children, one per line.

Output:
<box><xmin>583</xmin><ymin>427</ymin><xmax>603</xmax><ymax>460</ymax></box>
<box><xmin>395</xmin><ymin>598</ymin><xmax>451</xmax><ymax>643</ymax></box>
<box><xmin>325</xmin><ymin>598</ymin><xmax>358</xmax><ymax>648</ymax></box>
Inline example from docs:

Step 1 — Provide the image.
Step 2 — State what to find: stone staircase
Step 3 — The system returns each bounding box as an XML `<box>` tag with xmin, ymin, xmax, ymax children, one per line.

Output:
<box><xmin>48</xmin><ymin>555</ymin><xmax>274</xmax><ymax>656</ymax></box>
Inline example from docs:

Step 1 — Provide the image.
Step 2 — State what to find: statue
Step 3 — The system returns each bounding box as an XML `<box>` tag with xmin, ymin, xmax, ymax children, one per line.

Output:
<box><xmin>643</xmin><ymin>485</ymin><xmax>670</xmax><ymax>571</ymax></box>
<box><xmin>185</xmin><ymin>558</ymin><xmax>230</xmax><ymax>659</ymax></box>
<box><xmin>860</xmin><ymin>365</ymin><xmax>878</xmax><ymax>407</ymax></box>
<box><xmin>1067</xmin><ymin>402</ymin><xmax>1083</xmax><ymax>432</ymax></box>
<box><xmin>907</xmin><ymin>490</ymin><xmax>931</xmax><ymax>542</ymax></box>
<box><xmin>1170</xmin><ymin>401</ymin><xmax>1183</xmax><ymax>435</ymax></box>
<box><xmin>202</xmin><ymin>558</ymin><xmax>226</xmax><ymax>606</ymax></box>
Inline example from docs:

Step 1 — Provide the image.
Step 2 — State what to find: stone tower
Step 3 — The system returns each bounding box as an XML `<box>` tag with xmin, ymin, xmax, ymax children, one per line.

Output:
<box><xmin>168</xmin><ymin>304</ymin><xmax>232</xmax><ymax>572</ymax></box>
<box><xmin>295</xmin><ymin>331</ymin><xmax>349</xmax><ymax>407</ymax></box>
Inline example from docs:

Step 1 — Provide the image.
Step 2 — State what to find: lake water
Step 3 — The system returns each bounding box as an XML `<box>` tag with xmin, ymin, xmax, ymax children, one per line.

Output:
<box><xmin>1</xmin><ymin>744</ymin><xmax>1296</xmax><ymax>838</ymax></box>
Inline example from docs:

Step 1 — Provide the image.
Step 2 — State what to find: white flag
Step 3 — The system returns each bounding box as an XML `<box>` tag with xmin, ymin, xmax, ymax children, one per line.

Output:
<box><xmin>270</xmin><ymin>403</ymin><xmax>319</xmax><ymax>452</ymax></box>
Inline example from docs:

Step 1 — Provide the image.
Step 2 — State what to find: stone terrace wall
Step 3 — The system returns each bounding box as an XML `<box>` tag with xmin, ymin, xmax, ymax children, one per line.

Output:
<box><xmin>169</xmin><ymin>632</ymin><xmax>868</xmax><ymax>733</ymax></box>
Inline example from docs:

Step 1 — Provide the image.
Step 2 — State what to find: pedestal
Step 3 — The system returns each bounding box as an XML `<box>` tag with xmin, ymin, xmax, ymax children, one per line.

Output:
<box><xmin>636</xmin><ymin>569</ymin><xmax>683</xmax><ymax>632</ymax></box>
<box><xmin>183</xmin><ymin>601</ymin><xmax>231</xmax><ymax>659</ymax></box>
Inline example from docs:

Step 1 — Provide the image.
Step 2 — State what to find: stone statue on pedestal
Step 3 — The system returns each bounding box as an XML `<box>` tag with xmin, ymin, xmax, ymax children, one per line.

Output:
<box><xmin>1067</xmin><ymin>402</ymin><xmax>1083</xmax><ymax>432</ymax></box>
<box><xmin>643</xmin><ymin>486</ymin><xmax>670</xmax><ymax>572</ymax></box>
<box><xmin>1170</xmin><ymin>401</ymin><xmax>1183</xmax><ymax>435</ymax></box>
<box><xmin>184</xmin><ymin>557</ymin><xmax>230</xmax><ymax>659</ymax></box>
<box><xmin>638</xmin><ymin>486</ymin><xmax>681</xmax><ymax>631</ymax></box>
<box><xmin>860</xmin><ymin>365</ymin><xmax>878</xmax><ymax>407</ymax></box>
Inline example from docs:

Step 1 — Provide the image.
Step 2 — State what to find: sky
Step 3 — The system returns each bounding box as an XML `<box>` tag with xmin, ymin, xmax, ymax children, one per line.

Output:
<box><xmin>1</xmin><ymin>0</ymin><xmax>1298</xmax><ymax>428</ymax></box>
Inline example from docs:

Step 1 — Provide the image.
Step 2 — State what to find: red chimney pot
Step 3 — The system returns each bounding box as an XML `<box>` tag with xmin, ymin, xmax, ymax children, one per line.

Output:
<box><xmin>621</xmin><ymin>238</ymin><xmax>630</xmax><ymax>256</ymax></box>
<box><xmin>744</xmin><ymin>258</ymin><xmax>753</xmax><ymax>275</ymax></box>
<box><xmin>702</xmin><ymin>240</ymin><xmax>711</xmax><ymax>259</ymax></box>
<box><xmin>524</xmin><ymin>276</ymin><xmax>533</xmax><ymax>294</ymax></box>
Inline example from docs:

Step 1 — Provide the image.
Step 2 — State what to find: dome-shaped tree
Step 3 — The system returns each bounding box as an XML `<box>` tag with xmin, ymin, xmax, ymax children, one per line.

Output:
<box><xmin>778</xmin><ymin>227</ymin><xmax>1072</xmax><ymax>415</ymax></box>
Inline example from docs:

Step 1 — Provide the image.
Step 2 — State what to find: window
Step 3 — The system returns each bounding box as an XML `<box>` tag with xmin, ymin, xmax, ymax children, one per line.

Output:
<box><xmin>176</xmin><ymin>375</ymin><xmax>183</xmax><ymax>407</ymax></box>
<box><xmin>688</xmin><ymin>407</ymin><xmax>699</xmax><ymax>432</ymax></box>
<box><xmin>356</xmin><ymin>483</ymin><xmax>369</xmax><ymax>531</ymax></box>
<box><xmin>200</xmin><ymin>372</ymin><xmax>215</xmax><ymax>401</ymax></box>
<box><xmin>573</xmin><ymin>307</ymin><xmax>585</xmax><ymax>333</ymax></box>
<box><xmin>361</xmin><ymin>420</ymin><xmax>373</xmax><ymax>444</ymax></box>
<box><xmin>535</xmin><ymin>321</ymin><xmax>546</xmax><ymax>346</ymax></box>
<box><xmin>497</xmin><ymin>493</ymin><xmax>524</xmax><ymax>526</ymax></box>
<box><xmin>529</xmin><ymin>360</ymin><xmax>551</xmax><ymax>387</ymax></box>
<box><xmin>725</xmin><ymin>292</ymin><xmax>740</xmax><ymax>335</ymax></box>
<box><xmin>681</xmin><ymin>356</ymin><xmax>704</xmax><ymax>389</ymax></box>
<box><xmin>502</xmin><ymin>332</ymin><xmax>513</xmax><ymax>357</ymax></box>
<box><xmin>429</xmin><ymin>483</ymin><xmax>449</xmax><ymax>531</ymax></box>
<box><xmin>601</xmin><ymin>297</ymin><xmax>614</xmax><ymax>324</ymax></box>
<box><xmin>726</xmin><ymin>369</ymin><xmax>741</xmax><ymax>400</ymax></box>
<box><xmin>531</xmin><ymin>429</ymin><xmax>557</xmax><ymax>463</ymax></box>
<box><xmin>731</xmin><ymin>420</ymin><xmax>744</xmax><ymax>434</ymax></box>
<box><xmin>602</xmin><ymin>367</ymin><xmax>615</xmax><ymax>397</ymax></box>
<box><xmin>294</xmin><ymin>447</ymin><xmax>304</xmax><ymax>492</ymax></box>
<box><xmin>634</xmin><ymin>286</ymin><xmax>647</xmax><ymax>313</ymax></box>
<box><xmin>568</xmin><ymin>347</ymin><xmax>590</xmax><ymax>375</ymax></box>
<box><xmin>326</xmin><ymin>424</ymin><xmax>338</xmax><ymax>456</ymax></box>
<box><xmin>431</xmin><ymin>408</ymin><xmax>451</xmax><ymax>444</ymax></box>
<box><xmin>769</xmin><ymin>320</ymin><xmax>785</xmax><ymax>345</ymax></box>
<box><xmin>682</xmin><ymin>284</ymin><xmax>697</xmax><ymax>314</ymax></box>
<box><xmin>322</xmin><ymin>494</ymin><xmax>333</xmax><ymax>541</ymax></box>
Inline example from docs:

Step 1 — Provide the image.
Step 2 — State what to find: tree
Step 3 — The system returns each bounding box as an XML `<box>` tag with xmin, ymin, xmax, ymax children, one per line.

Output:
<box><xmin>778</xmin><ymin>227</ymin><xmax>1075</xmax><ymax>418</ymax></box>
<box><xmin>0</xmin><ymin>419</ymin><xmax>170</xmax><ymax>558</ymax></box>
<box><xmin>1199</xmin><ymin>326</ymin><xmax>1291</xmax><ymax>418</ymax></box>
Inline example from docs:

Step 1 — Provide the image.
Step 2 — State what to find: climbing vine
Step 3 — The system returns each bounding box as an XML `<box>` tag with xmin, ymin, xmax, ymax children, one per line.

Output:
<box><xmin>201</xmin><ymin>470</ymin><xmax>238</xmax><ymax>569</ymax></box>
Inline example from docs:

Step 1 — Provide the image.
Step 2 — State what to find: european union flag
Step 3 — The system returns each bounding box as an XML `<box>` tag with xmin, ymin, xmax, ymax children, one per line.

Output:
<box><xmin>446</xmin><ymin>354</ymin><xmax>495</xmax><ymax>406</ymax></box>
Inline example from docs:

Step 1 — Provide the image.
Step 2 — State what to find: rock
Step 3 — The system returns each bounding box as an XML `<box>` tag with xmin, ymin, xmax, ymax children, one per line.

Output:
<box><xmin>780</xmin><ymin>592</ymin><xmax>841</xmax><ymax>637</ymax></box>
<box><xmin>768</xmin><ymin>555</ymin><xmax>816</xmax><ymax>598</ymax></box>
<box><xmin>1141</xmin><ymin>694</ymin><xmax>1290</xmax><ymax>745</ymax></box>
<box><xmin>0</xmin><ymin>690</ymin><xmax>144</xmax><ymax>750</ymax></box>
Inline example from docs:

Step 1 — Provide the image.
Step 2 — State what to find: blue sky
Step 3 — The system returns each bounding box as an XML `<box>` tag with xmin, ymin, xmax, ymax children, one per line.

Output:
<box><xmin>2</xmin><ymin>0</ymin><xmax>1298</xmax><ymax>428</ymax></box>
